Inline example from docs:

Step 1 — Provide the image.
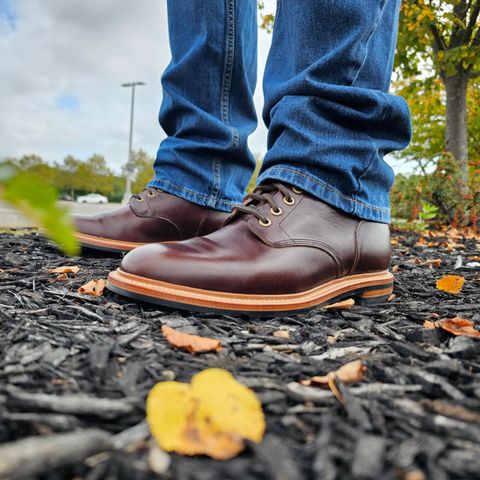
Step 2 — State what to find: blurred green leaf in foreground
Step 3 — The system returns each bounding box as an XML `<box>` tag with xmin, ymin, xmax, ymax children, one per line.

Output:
<box><xmin>0</xmin><ymin>164</ymin><xmax>79</xmax><ymax>256</ymax></box>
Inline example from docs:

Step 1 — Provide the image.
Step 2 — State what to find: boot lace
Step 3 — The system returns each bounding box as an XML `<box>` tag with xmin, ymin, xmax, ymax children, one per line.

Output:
<box><xmin>232</xmin><ymin>183</ymin><xmax>300</xmax><ymax>226</ymax></box>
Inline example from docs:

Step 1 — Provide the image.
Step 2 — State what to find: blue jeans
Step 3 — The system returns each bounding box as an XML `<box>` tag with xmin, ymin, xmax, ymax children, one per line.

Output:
<box><xmin>149</xmin><ymin>0</ymin><xmax>411</xmax><ymax>223</ymax></box>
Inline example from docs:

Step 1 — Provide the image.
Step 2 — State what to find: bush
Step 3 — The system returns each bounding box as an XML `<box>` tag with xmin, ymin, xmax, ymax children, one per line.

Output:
<box><xmin>390</xmin><ymin>154</ymin><xmax>480</xmax><ymax>227</ymax></box>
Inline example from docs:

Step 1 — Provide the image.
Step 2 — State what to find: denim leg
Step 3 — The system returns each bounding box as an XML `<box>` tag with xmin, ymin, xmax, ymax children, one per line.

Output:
<box><xmin>258</xmin><ymin>0</ymin><xmax>412</xmax><ymax>223</ymax></box>
<box><xmin>149</xmin><ymin>0</ymin><xmax>258</xmax><ymax>212</ymax></box>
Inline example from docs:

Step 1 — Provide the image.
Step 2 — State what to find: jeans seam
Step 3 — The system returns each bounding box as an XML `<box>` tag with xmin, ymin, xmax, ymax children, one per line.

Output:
<box><xmin>220</xmin><ymin>0</ymin><xmax>235</xmax><ymax>125</ymax></box>
<box><xmin>259</xmin><ymin>166</ymin><xmax>389</xmax><ymax>214</ymax></box>
<box><xmin>149</xmin><ymin>177</ymin><xmax>237</xmax><ymax>208</ymax></box>
<box><xmin>350</xmin><ymin>0</ymin><xmax>387</xmax><ymax>87</ymax></box>
<box><xmin>222</xmin><ymin>0</ymin><xmax>240</xmax><ymax>152</ymax></box>
<box><xmin>208</xmin><ymin>0</ymin><xmax>236</xmax><ymax>206</ymax></box>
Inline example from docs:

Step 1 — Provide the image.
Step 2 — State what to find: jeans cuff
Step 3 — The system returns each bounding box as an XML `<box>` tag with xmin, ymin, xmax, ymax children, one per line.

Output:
<box><xmin>257</xmin><ymin>166</ymin><xmax>391</xmax><ymax>223</ymax></box>
<box><xmin>148</xmin><ymin>177</ymin><xmax>237</xmax><ymax>213</ymax></box>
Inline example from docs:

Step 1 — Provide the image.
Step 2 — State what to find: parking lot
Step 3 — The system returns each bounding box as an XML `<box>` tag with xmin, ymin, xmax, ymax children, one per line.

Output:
<box><xmin>0</xmin><ymin>200</ymin><xmax>121</xmax><ymax>228</ymax></box>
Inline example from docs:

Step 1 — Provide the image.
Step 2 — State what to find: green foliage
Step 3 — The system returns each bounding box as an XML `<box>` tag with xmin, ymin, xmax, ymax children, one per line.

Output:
<box><xmin>55</xmin><ymin>154</ymin><xmax>116</xmax><ymax>197</ymax></box>
<box><xmin>417</xmin><ymin>202</ymin><xmax>440</xmax><ymax>231</ymax></box>
<box><xmin>246</xmin><ymin>155</ymin><xmax>263</xmax><ymax>193</ymax></box>
<box><xmin>258</xmin><ymin>2</ymin><xmax>275</xmax><ymax>33</ymax></box>
<box><xmin>396</xmin><ymin>0</ymin><xmax>480</xmax><ymax>79</ymax></box>
<box><xmin>391</xmin><ymin>153</ymin><xmax>480</xmax><ymax>226</ymax></box>
<box><xmin>129</xmin><ymin>150</ymin><xmax>156</xmax><ymax>193</ymax></box>
<box><xmin>0</xmin><ymin>165</ymin><xmax>79</xmax><ymax>256</ymax></box>
<box><xmin>393</xmin><ymin>77</ymin><xmax>446</xmax><ymax>171</ymax></box>
<box><xmin>3</xmin><ymin>154</ymin><xmax>121</xmax><ymax>201</ymax></box>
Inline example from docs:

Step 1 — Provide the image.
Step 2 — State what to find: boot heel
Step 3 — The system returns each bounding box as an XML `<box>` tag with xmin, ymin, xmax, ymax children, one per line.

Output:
<box><xmin>354</xmin><ymin>286</ymin><xmax>393</xmax><ymax>305</ymax></box>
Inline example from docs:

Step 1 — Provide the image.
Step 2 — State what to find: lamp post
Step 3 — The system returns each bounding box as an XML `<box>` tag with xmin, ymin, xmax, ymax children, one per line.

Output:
<box><xmin>121</xmin><ymin>81</ymin><xmax>145</xmax><ymax>203</ymax></box>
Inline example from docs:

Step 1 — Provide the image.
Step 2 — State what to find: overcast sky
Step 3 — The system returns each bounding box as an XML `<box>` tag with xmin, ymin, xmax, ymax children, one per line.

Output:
<box><xmin>0</xmin><ymin>0</ymin><xmax>276</xmax><ymax>173</ymax></box>
<box><xmin>0</xmin><ymin>0</ymin><xmax>411</xmax><ymax>175</ymax></box>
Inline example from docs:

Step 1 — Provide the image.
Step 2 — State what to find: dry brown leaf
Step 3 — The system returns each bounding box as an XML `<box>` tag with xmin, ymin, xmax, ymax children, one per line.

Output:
<box><xmin>423</xmin><ymin>316</ymin><xmax>480</xmax><ymax>339</ymax></box>
<box><xmin>423</xmin><ymin>320</ymin><xmax>436</xmax><ymax>329</ymax></box>
<box><xmin>48</xmin><ymin>265</ymin><xmax>80</xmax><ymax>274</ymax></box>
<box><xmin>78</xmin><ymin>279</ymin><xmax>107</xmax><ymax>296</ymax></box>
<box><xmin>273</xmin><ymin>330</ymin><xmax>290</xmax><ymax>339</ymax></box>
<box><xmin>300</xmin><ymin>360</ymin><xmax>366</xmax><ymax>387</ymax></box>
<box><xmin>324</xmin><ymin>298</ymin><xmax>355</xmax><ymax>310</ymax></box>
<box><xmin>424</xmin><ymin>258</ymin><xmax>442</xmax><ymax>267</ymax></box>
<box><xmin>54</xmin><ymin>273</ymin><xmax>69</xmax><ymax>282</ymax></box>
<box><xmin>414</xmin><ymin>237</ymin><xmax>427</xmax><ymax>247</ymax></box>
<box><xmin>422</xmin><ymin>399</ymin><xmax>480</xmax><ymax>422</ymax></box>
<box><xmin>436</xmin><ymin>275</ymin><xmax>465</xmax><ymax>294</ymax></box>
<box><xmin>162</xmin><ymin>325</ymin><xmax>222</xmax><ymax>354</ymax></box>
<box><xmin>402</xmin><ymin>469</ymin><xmax>427</xmax><ymax>480</ymax></box>
<box><xmin>468</xmin><ymin>256</ymin><xmax>480</xmax><ymax>261</ymax></box>
<box><xmin>437</xmin><ymin>317</ymin><xmax>480</xmax><ymax>338</ymax></box>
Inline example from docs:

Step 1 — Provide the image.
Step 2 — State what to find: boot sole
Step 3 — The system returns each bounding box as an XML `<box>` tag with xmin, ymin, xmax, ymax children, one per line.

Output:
<box><xmin>74</xmin><ymin>232</ymin><xmax>148</xmax><ymax>253</ymax></box>
<box><xmin>106</xmin><ymin>269</ymin><xmax>394</xmax><ymax>316</ymax></box>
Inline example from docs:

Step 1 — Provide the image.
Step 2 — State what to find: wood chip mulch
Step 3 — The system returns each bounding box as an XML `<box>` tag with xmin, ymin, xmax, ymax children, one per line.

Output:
<box><xmin>0</xmin><ymin>229</ymin><xmax>479</xmax><ymax>480</ymax></box>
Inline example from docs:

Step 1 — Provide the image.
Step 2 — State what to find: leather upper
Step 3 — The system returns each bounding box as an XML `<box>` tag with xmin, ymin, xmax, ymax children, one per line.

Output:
<box><xmin>73</xmin><ymin>189</ymin><xmax>229</xmax><ymax>243</ymax></box>
<box><xmin>120</xmin><ymin>184</ymin><xmax>391</xmax><ymax>294</ymax></box>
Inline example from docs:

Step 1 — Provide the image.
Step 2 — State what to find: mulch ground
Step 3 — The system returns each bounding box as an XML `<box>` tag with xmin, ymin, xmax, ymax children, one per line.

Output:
<box><xmin>0</xmin><ymin>229</ymin><xmax>479</xmax><ymax>480</ymax></box>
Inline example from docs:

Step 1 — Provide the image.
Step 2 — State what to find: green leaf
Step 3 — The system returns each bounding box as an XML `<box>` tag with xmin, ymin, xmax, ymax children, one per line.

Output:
<box><xmin>0</xmin><ymin>165</ymin><xmax>79</xmax><ymax>256</ymax></box>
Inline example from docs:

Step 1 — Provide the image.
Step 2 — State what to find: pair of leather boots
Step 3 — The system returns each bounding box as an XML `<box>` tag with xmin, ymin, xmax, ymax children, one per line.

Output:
<box><xmin>74</xmin><ymin>183</ymin><xmax>393</xmax><ymax>315</ymax></box>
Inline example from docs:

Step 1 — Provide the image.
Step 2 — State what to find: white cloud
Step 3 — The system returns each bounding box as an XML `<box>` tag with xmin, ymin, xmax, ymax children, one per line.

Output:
<box><xmin>0</xmin><ymin>0</ymin><xmax>275</xmax><ymax>173</ymax></box>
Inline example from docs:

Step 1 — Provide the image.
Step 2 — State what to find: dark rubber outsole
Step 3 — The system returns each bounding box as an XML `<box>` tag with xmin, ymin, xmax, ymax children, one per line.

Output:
<box><xmin>78</xmin><ymin>242</ymin><xmax>127</xmax><ymax>254</ymax></box>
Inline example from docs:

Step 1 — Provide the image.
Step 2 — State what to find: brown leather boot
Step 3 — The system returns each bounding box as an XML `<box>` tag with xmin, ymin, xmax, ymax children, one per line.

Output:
<box><xmin>107</xmin><ymin>183</ymin><xmax>393</xmax><ymax>314</ymax></box>
<box><xmin>73</xmin><ymin>188</ymin><xmax>228</xmax><ymax>253</ymax></box>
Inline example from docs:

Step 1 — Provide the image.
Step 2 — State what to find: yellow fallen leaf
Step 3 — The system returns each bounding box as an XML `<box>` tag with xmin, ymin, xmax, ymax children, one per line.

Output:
<box><xmin>48</xmin><ymin>265</ymin><xmax>80</xmax><ymax>274</ymax></box>
<box><xmin>192</xmin><ymin>369</ymin><xmax>265</xmax><ymax>444</ymax></box>
<box><xmin>147</xmin><ymin>382</ymin><xmax>194</xmax><ymax>453</ymax></box>
<box><xmin>436</xmin><ymin>275</ymin><xmax>465</xmax><ymax>294</ymax></box>
<box><xmin>146</xmin><ymin>369</ymin><xmax>265</xmax><ymax>460</ymax></box>
<box><xmin>273</xmin><ymin>330</ymin><xmax>290</xmax><ymax>338</ymax></box>
<box><xmin>161</xmin><ymin>325</ymin><xmax>222</xmax><ymax>354</ymax></box>
<box><xmin>77</xmin><ymin>279</ymin><xmax>106</xmax><ymax>296</ymax></box>
<box><xmin>300</xmin><ymin>360</ymin><xmax>366</xmax><ymax>387</ymax></box>
<box><xmin>324</xmin><ymin>298</ymin><xmax>355</xmax><ymax>310</ymax></box>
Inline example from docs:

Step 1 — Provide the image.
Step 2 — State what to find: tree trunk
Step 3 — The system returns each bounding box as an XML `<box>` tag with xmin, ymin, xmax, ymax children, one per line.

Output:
<box><xmin>444</xmin><ymin>72</ymin><xmax>469</xmax><ymax>188</ymax></box>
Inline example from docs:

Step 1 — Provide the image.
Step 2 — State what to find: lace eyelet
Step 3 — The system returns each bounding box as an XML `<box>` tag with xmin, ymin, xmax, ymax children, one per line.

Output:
<box><xmin>292</xmin><ymin>187</ymin><xmax>303</xmax><ymax>194</ymax></box>
<box><xmin>283</xmin><ymin>196</ymin><xmax>295</xmax><ymax>206</ymax></box>
<box><xmin>147</xmin><ymin>191</ymin><xmax>155</xmax><ymax>197</ymax></box>
<box><xmin>270</xmin><ymin>207</ymin><xmax>283</xmax><ymax>216</ymax></box>
<box><xmin>259</xmin><ymin>217</ymin><xmax>272</xmax><ymax>227</ymax></box>
<box><xmin>136</xmin><ymin>197</ymin><xmax>144</xmax><ymax>202</ymax></box>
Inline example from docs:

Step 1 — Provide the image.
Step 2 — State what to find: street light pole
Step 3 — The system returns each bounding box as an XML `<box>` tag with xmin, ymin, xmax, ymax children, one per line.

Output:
<box><xmin>121</xmin><ymin>81</ymin><xmax>145</xmax><ymax>203</ymax></box>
